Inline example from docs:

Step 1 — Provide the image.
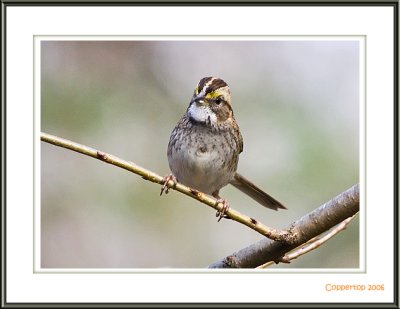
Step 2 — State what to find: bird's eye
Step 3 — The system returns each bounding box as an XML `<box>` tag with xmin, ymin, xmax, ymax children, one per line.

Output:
<box><xmin>215</xmin><ymin>97</ymin><xmax>223</xmax><ymax>105</ymax></box>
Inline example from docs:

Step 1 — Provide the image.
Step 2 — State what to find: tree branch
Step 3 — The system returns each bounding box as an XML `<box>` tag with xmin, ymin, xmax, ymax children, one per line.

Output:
<box><xmin>41</xmin><ymin>132</ymin><xmax>290</xmax><ymax>242</ymax></box>
<box><xmin>208</xmin><ymin>183</ymin><xmax>359</xmax><ymax>268</ymax></box>
<box><xmin>257</xmin><ymin>215</ymin><xmax>356</xmax><ymax>268</ymax></box>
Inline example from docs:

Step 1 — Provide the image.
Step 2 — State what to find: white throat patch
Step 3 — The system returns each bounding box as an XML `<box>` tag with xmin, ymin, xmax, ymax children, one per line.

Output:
<box><xmin>188</xmin><ymin>103</ymin><xmax>217</xmax><ymax>124</ymax></box>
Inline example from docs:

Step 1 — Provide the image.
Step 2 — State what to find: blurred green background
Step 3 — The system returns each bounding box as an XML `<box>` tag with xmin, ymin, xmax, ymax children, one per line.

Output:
<box><xmin>41</xmin><ymin>40</ymin><xmax>359</xmax><ymax>268</ymax></box>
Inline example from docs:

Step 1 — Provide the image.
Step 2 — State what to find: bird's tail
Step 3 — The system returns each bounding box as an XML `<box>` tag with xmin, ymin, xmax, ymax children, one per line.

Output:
<box><xmin>229</xmin><ymin>173</ymin><xmax>287</xmax><ymax>211</ymax></box>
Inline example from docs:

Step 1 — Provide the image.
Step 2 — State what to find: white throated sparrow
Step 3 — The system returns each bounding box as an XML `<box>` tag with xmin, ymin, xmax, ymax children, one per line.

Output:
<box><xmin>161</xmin><ymin>77</ymin><xmax>286</xmax><ymax>220</ymax></box>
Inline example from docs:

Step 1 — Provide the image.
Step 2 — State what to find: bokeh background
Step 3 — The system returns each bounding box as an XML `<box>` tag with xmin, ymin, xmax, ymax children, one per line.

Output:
<box><xmin>41</xmin><ymin>40</ymin><xmax>359</xmax><ymax>268</ymax></box>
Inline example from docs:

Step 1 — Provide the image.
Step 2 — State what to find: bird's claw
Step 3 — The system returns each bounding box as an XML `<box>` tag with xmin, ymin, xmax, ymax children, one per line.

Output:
<box><xmin>215</xmin><ymin>198</ymin><xmax>230</xmax><ymax>222</ymax></box>
<box><xmin>160</xmin><ymin>174</ymin><xmax>177</xmax><ymax>196</ymax></box>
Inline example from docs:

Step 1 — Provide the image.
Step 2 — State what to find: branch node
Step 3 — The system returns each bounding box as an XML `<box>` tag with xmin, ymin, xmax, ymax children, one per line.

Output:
<box><xmin>96</xmin><ymin>151</ymin><xmax>108</xmax><ymax>161</ymax></box>
<box><xmin>222</xmin><ymin>255</ymin><xmax>240</xmax><ymax>268</ymax></box>
<box><xmin>189</xmin><ymin>188</ymin><xmax>201</xmax><ymax>198</ymax></box>
<box><xmin>280</xmin><ymin>227</ymin><xmax>299</xmax><ymax>245</ymax></box>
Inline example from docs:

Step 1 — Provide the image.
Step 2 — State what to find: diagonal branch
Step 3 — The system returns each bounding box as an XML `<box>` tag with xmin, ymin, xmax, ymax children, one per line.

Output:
<box><xmin>41</xmin><ymin>131</ymin><xmax>359</xmax><ymax>266</ymax></box>
<box><xmin>257</xmin><ymin>215</ymin><xmax>356</xmax><ymax>268</ymax></box>
<box><xmin>41</xmin><ymin>132</ymin><xmax>290</xmax><ymax>242</ymax></box>
<box><xmin>208</xmin><ymin>184</ymin><xmax>359</xmax><ymax>268</ymax></box>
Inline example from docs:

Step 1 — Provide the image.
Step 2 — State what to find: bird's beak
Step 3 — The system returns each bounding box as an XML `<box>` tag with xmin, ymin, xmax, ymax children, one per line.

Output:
<box><xmin>190</xmin><ymin>95</ymin><xmax>205</xmax><ymax>105</ymax></box>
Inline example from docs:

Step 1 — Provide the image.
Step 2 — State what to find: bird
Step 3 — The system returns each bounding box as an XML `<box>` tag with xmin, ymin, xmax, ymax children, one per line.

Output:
<box><xmin>161</xmin><ymin>77</ymin><xmax>286</xmax><ymax>221</ymax></box>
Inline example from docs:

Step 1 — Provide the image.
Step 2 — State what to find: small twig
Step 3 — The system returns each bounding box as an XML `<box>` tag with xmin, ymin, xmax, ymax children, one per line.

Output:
<box><xmin>257</xmin><ymin>215</ymin><xmax>356</xmax><ymax>268</ymax></box>
<box><xmin>41</xmin><ymin>132</ymin><xmax>289</xmax><ymax>242</ymax></box>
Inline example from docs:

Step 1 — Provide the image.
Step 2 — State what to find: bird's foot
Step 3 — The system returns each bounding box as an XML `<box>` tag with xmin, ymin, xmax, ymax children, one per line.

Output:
<box><xmin>160</xmin><ymin>174</ymin><xmax>177</xmax><ymax>196</ymax></box>
<box><xmin>215</xmin><ymin>198</ymin><xmax>230</xmax><ymax>222</ymax></box>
